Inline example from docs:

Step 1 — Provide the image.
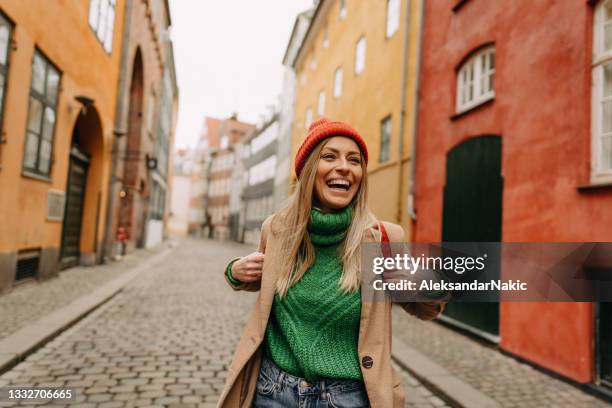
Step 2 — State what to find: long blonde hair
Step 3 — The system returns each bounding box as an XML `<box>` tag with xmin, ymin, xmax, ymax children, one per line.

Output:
<box><xmin>272</xmin><ymin>140</ymin><xmax>376</xmax><ymax>297</ymax></box>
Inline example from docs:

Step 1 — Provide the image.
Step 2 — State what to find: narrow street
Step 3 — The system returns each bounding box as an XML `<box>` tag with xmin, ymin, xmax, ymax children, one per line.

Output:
<box><xmin>0</xmin><ymin>239</ymin><xmax>447</xmax><ymax>407</ymax></box>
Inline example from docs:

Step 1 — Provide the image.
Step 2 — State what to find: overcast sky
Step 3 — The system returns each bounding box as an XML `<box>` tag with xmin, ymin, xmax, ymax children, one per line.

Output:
<box><xmin>169</xmin><ymin>1</ymin><xmax>314</xmax><ymax>149</ymax></box>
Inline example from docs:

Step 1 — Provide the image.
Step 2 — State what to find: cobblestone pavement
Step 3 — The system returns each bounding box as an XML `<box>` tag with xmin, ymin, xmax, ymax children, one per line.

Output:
<box><xmin>0</xmin><ymin>238</ymin><xmax>447</xmax><ymax>407</ymax></box>
<box><xmin>392</xmin><ymin>308</ymin><xmax>612</xmax><ymax>407</ymax></box>
<box><xmin>0</xmin><ymin>246</ymin><xmax>167</xmax><ymax>341</ymax></box>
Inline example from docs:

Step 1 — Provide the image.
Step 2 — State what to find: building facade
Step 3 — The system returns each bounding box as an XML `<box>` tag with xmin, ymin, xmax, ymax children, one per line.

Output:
<box><xmin>204</xmin><ymin>115</ymin><xmax>254</xmax><ymax>241</ymax></box>
<box><xmin>275</xmin><ymin>8</ymin><xmax>313</xmax><ymax>210</ymax></box>
<box><xmin>242</xmin><ymin>114</ymin><xmax>279</xmax><ymax>245</ymax></box>
<box><xmin>0</xmin><ymin>0</ymin><xmax>126</xmax><ymax>291</ymax></box>
<box><xmin>103</xmin><ymin>0</ymin><xmax>177</xmax><ymax>257</ymax></box>
<box><xmin>414</xmin><ymin>0</ymin><xmax>612</xmax><ymax>390</ymax></box>
<box><xmin>291</xmin><ymin>0</ymin><xmax>423</xmax><ymax>234</ymax></box>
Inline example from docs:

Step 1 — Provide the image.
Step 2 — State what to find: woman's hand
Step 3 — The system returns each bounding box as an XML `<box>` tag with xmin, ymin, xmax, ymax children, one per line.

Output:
<box><xmin>231</xmin><ymin>252</ymin><xmax>265</xmax><ymax>283</ymax></box>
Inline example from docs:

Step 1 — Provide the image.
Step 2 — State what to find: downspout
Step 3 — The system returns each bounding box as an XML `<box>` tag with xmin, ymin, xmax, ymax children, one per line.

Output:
<box><xmin>408</xmin><ymin>0</ymin><xmax>425</xmax><ymax>223</ymax></box>
<box><xmin>102</xmin><ymin>0</ymin><xmax>133</xmax><ymax>261</ymax></box>
<box><xmin>396</xmin><ymin>0</ymin><xmax>413</xmax><ymax>224</ymax></box>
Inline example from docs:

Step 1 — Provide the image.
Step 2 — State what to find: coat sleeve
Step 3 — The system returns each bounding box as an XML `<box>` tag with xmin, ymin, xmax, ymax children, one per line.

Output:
<box><xmin>383</xmin><ymin>222</ymin><xmax>446</xmax><ymax>321</ymax></box>
<box><xmin>223</xmin><ymin>215</ymin><xmax>273</xmax><ymax>292</ymax></box>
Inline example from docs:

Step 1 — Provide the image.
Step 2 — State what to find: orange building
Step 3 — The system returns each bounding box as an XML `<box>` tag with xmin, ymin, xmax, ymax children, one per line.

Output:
<box><xmin>0</xmin><ymin>0</ymin><xmax>126</xmax><ymax>291</ymax></box>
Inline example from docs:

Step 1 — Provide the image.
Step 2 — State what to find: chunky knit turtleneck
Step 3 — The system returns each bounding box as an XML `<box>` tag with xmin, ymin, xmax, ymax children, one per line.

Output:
<box><xmin>265</xmin><ymin>205</ymin><xmax>362</xmax><ymax>381</ymax></box>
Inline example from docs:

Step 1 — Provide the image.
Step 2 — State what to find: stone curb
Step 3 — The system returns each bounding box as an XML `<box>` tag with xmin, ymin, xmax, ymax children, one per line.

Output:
<box><xmin>392</xmin><ymin>336</ymin><xmax>501</xmax><ymax>408</ymax></box>
<box><xmin>0</xmin><ymin>246</ymin><xmax>174</xmax><ymax>375</ymax></box>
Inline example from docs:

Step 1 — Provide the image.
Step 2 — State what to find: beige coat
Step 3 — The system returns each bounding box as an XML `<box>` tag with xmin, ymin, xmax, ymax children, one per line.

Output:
<box><xmin>217</xmin><ymin>216</ymin><xmax>443</xmax><ymax>408</ymax></box>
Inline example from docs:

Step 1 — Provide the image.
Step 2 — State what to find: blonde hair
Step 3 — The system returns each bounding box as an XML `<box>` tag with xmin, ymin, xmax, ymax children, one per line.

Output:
<box><xmin>272</xmin><ymin>140</ymin><xmax>376</xmax><ymax>297</ymax></box>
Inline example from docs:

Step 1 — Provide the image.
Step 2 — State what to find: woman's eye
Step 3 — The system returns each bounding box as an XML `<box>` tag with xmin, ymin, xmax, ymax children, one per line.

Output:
<box><xmin>322</xmin><ymin>154</ymin><xmax>335</xmax><ymax>160</ymax></box>
<box><xmin>349</xmin><ymin>157</ymin><xmax>361</xmax><ymax>164</ymax></box>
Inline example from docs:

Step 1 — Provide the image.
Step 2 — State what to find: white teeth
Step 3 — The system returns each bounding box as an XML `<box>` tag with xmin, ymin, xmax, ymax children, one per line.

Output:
<box><xmin>326</xmin><ymin>179</ymin><xmax>350</xmax><ymax>190</ymax></box>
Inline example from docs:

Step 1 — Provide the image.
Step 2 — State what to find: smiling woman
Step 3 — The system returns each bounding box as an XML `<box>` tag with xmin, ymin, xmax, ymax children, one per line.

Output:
<box><xmin>218</xmin><ymin>118</ymin><xmax>444</xmax><ymax>408</ymax></box>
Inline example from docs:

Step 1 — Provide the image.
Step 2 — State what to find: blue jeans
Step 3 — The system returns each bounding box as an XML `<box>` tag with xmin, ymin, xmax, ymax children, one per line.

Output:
<box><xmin>252</xmin><ymin>355</ymin><xmax>370</xmax><ymax>407</ymax></box>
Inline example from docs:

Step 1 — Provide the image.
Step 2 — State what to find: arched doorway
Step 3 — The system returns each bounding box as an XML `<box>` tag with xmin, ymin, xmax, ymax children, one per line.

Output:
<box><xmin>120</xmin><ymin>48</ymin><xmax>145</xmax><ymax>248</ymax></box>
<box><xmin>441</xmin><ymin>135</ymin><xmax>503</xmax><ymax>338</ymax></box>
<box><xmin>60</xmin><ymin>106</ymin><xmax>104</xmax><ymax>269</ymax></box>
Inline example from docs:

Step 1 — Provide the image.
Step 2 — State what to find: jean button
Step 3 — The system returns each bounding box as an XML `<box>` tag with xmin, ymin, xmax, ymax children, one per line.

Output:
<box><xmin>361</xmin><ymin>356</ymin><xmax>374</xmax><ymax>369</ymax></box>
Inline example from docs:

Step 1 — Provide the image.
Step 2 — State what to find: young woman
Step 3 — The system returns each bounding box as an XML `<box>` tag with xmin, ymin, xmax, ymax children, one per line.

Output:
<box><xmin>218</xmin><ymin>118</ymin><xmax>444</xmax><ymax>408</ymax></box>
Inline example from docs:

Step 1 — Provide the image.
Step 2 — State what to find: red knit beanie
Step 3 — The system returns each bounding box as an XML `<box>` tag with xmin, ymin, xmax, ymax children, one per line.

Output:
<box><xmin>295</xmin><ymin>117</ymin><xmax>368</xmax><ymax>178</ymax></box>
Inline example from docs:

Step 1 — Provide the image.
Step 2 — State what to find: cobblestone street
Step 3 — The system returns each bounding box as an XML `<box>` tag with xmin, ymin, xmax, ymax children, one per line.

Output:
<box><xmin>0</xmin><ymin>239</ymin><xmax>447</xmax><ymax>407</ymax></box>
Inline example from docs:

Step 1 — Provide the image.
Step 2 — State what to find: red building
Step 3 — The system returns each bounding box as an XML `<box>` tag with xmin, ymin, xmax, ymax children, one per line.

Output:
<box><xmin>414</xmin><ymin>0</ymin><xmax>612</xmax><ymax>390</ymax></box>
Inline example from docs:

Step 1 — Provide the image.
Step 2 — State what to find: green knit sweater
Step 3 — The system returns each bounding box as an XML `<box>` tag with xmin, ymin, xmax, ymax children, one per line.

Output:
<box><xmin>264</xmin><ymin>206</ymin><xmax>362</xmax><ymax>381</ymax></box>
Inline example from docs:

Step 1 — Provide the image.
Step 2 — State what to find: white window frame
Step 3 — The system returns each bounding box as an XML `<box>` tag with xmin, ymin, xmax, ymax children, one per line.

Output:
<box><xmin>333</xmin><ymin>67</ymin><xmax>343</xmax><ymax>98</ymax></box>
<box><xmin>318</xmin><ymin>90</ymin><xmax>326</xmax><ymax>116</ymax></box>
<box><xmin>386</xmin><ymin>0</ymin><xmax>400</xmax><ymax>39</ymax></box>
<box><xmin>355</xmin><ymin>36</ymin><xmax>366</xmax><ymax>75</ymax></box>
<box><xmin>592</xmin><ymin>0</ymin><xmax>612</xmax><ymax>181</ymax></box>
<box><xmin>455</xmin><ymin>46</ymin><xmax>495</xmax><ymax>114</ymax></box>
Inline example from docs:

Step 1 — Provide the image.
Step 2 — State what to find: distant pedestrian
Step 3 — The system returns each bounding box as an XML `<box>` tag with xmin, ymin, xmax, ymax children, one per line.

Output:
<box><xmin>217</xmin><ymin>118</ymin><xmax>445</xmax><ymax>407</ymax></box>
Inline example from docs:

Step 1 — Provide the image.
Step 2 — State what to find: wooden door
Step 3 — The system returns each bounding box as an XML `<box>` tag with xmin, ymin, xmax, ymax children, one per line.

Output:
<box><xmin>60</xmin><ymin>147</ymin><xmax>89</xmax><ymax>269</ymax></box>
<box><xmin>441</xmin><ymin>135</ymin><xmax>503</xmax><ymax>337</ymax></box>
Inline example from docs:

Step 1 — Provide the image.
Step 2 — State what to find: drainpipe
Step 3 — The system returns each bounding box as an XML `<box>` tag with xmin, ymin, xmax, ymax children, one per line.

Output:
<box><xmin>102</xmin><ymin>0</ymin><xmax>133</xmax><ymax>262</ymax></box>
<box><xmin>396</xmin><ymin>0</ymin><xmax>413</xmax><ymax>224</ymax></box>
<box><xmin>408</xmin><ymin>0</ymin><xmax>424</xmax><ymax>223</ymax></box>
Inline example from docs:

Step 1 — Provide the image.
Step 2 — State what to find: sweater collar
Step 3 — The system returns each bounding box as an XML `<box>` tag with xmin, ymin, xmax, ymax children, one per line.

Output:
<box><xmin>308</xmin><ymin>205</ymin><xmax>353</xmax><ymax>246</ymax></box>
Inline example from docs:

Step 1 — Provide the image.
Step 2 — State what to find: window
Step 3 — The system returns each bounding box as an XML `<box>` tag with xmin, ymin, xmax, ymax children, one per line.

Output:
<box><xmin>456</xmin><ymin>46</ymin><xmax>495</xmax><ymax>113</ymax></box>
<box><xmin>380</xmin><ymin>116</ymin><xmax>392</xmax><ymax>163</ymax></box>
<box><xmin>305</xmin><ymin>108</ymin><xmax>313</xmax><ymax>129</ymax></box>
<box><xmin>386</xmin><ymin>0</ymin><xmax>400</xmax><ymax>38</ymax></box>
<box><xmin>339</xmin><ymin>0</ymin><xmax>347</xmax><ymax>19</ymax></box>
<box><xmin>220</xmin><ymin>135</ymin><xmax>229</xmax><ymax>149</ymax></box>
<box><xmin>323</xmin><ymin>29</ymin><xmax>329</xmax><ymax>49</ymax></box>
<box><xmin>592</xmin><ymin>1</ymin><xmax>612</xmax><ymax>178</ymax></box>
<box><xmin>0</xmin><ymin>13</ymin><xmax>12</xmax><ymax>137</ymax></box>
<box><xmin>88</xmin><ymin>0</ymin><xmax>116</xmax><ymax>52</ymax></box>
<box><xmin>334</xmin><ymin>67</ymin><xmax>343</xmax><ymax>98</ymax></box>
<box><xmin>23</xmin><ymin>50</ymin><xmax>60</xmax><ymax>177</ymax></box>
<box><xmin>355</xmin><ymin>36</ymin><xmax>366</xmax><ymax>75</ymax></box>
<box><xmin>318</xmin><ymin>90</ymin><xmax>326</xmax><ymax>116</ymax></box>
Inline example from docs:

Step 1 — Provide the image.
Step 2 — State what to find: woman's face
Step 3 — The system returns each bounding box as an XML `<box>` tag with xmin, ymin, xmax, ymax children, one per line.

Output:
<box><xmin>313</xmin><ymin>136</ymin><xmax>364</xmax><ymax>212</ymax></box>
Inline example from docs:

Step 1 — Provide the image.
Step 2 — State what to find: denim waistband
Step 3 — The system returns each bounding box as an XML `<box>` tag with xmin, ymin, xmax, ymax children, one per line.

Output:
<box><xmin>260</xmin><ymin>354</ymin><xmax>365</xmax><ymax>395</ymax></box>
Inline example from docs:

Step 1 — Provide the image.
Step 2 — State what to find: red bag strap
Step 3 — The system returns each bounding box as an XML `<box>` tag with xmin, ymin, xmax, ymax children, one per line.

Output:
<box><xmin>377</xmin><ymin>221</ymin><xmax>392</xmax><ymax>258</ymax></box>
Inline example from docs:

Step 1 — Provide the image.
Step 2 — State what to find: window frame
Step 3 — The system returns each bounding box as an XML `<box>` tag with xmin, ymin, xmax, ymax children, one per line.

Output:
<box><xmin>455</xmin><ymin>45</ymin><xmax>495</xmax><ymax>114</ymax></box>
<box><xmin>592</xmin><ymin>0</ymin><xmax>612</xmax><ymax>181</ymax></box>
<box><xmin>379</xmin><ymin>115</ymin><xmax>392</xmax><ymax>163</ymax></box>
<box><xmin>318</xmin><ymin>90</ymin><xmax>326</xmax><ymax>116</ymax></box>
<box><xmin>22</xmin><ymin>49</ymin><xmax>61</xmax><ymax>178</ymax></box>
<box><xmin>386</xmin><ymin>0</ymin><xmax>400</xmax><ymax>39</ymax></box>
<box><xmin>0</xmin><ymin>11</ymin><xmax>13</xmax><ymax>151</ymax></box>
<box><xmin>333</xmin><ymin>67</ymin><xmax>343</xmax><ymax>98</ymax></box>
<box><xmin>339</xmin><ymin>0</ymin><xmax>347</xmax><ymax>20</ymax></box>
<box><xmin>88</xmin><ymin>0</ymin><xmax>116</xmax><ymax>53</ymax></box>
<box><xmin>355</xmin><ymin>36</ymin><xmax>366</xmax><ymax>75</ymax></box>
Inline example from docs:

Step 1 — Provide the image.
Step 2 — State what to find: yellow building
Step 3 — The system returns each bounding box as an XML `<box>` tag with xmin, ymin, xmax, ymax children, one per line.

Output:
<box><xmin>291</xmin><ymin>0</ymin><xmax>423</xmax><ymax>235</ymax></box>
<box><xmin>0</xmin><ymin>0</ymin><xmax>125</xmax><ymax>291</ymax></box>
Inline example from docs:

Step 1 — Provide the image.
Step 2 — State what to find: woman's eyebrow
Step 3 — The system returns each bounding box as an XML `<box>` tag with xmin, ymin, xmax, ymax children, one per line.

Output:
<box><xmin>322</xmin><ymin>147</ymin><xmax>360</xmax><ymax>155</ymax></box>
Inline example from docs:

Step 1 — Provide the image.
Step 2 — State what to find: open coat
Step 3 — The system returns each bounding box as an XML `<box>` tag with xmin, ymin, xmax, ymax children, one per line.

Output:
<box><xmin>217</xmin><ymin>216</ymin><xmax>443</xmax><ymax>408</ymax></box>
